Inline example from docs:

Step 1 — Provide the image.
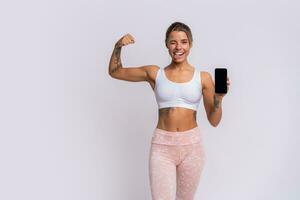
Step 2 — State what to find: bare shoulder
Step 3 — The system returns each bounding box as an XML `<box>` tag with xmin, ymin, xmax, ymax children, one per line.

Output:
<box><xmin>144</xmin><ymin>65</ymin><xmax>160</xmax><ymax>71</ymax></box>
<box><xmin>200</xmin><ymin>71</ymin><xmax>213</xmax><ymax>89</ymax></box>
<box><xmin>144</xmin><ymin>65</ymin><xmax>160</xmax><ymax>81</ymax></box>
<box><xmin>200</xmin><ymin>71</ymin><xmax>212</xmax><ymax>80</ymax></box>
<box><xmin>144</xmin><ymin>65</ymin><xmax>160</xmax><ymax>72</ymax></box>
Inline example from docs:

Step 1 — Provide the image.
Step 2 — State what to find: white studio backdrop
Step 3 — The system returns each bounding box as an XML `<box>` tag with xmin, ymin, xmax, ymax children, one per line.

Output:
<box><xmin>0</xmin><ymin>0</ymin><xmax>299</xmax><ymax>199</ymax></box>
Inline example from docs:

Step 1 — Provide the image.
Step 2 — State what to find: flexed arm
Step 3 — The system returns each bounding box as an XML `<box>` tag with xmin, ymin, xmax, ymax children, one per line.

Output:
<box><xmin>109</xmin><ymin>33</ymin><xmax>135</xmax><ymax>75</ymax></box>
<box><xmin>108</xmin><ymin>34</ymin><xmax>157</xmax><ymax>82</ymax></box>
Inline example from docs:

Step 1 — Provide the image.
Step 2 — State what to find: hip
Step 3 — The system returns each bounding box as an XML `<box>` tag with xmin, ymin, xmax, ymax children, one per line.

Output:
<box><xmin>151</xmin><ymin>126</ymin><xmax>203</xmax><ymax>146</ymax></box>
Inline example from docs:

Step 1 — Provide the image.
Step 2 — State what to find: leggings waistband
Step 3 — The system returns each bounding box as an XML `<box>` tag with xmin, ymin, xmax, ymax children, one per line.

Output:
<box><xmin>151</xmin><ymin>126</ymin><xmax>203</xmax><ymax>146</ymax></box>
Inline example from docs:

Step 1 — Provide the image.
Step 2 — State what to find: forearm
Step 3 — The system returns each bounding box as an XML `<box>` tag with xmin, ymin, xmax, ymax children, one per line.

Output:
<box><xmin>208</xmin><ymin>95</ymin><xmax>223</xmax><ymax>127</ymax></box>
<box><xmin>108</xmin><ymin>44</ymin><xmax>123</xmax><ymax>75</ymax></box>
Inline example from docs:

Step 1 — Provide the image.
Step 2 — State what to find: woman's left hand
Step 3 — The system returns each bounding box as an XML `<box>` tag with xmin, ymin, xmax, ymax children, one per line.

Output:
<box><xmin>214</xmin><ymin>77</ymin><xmax>230</xmax><ymax>99</ymax></box>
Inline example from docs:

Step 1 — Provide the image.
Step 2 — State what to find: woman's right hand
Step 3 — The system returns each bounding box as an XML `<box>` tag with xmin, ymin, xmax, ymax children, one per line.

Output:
<box><xmin>115</xmin><ymin>33</ymin><xmax>135</xmax><ymax>48</ymax></box>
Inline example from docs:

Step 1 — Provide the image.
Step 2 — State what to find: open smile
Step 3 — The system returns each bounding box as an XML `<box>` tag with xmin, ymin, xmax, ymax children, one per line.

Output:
<box><xmin>173</xmin><ymin>51</ymin><xmax>185</xmax><ymax>58</ymax></box>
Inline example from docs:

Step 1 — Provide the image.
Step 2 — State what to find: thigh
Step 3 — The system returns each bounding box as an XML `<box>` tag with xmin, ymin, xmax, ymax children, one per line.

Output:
<box><xmin>149</xmin><ymin>143</ymin><xmax>178</xmax><ymax>200</ymax></box>
<box><xmin>176</xmin><ymin>143</ymin><xmax>206</xmax><ymax>200</ymax></box>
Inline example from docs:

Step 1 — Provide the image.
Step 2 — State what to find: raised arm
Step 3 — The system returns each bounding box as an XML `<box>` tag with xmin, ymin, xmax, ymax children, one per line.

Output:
<box><xmin>108</xmin><ymin>33</ymin><xmax>156</xmax><ymax>82</ymax></box>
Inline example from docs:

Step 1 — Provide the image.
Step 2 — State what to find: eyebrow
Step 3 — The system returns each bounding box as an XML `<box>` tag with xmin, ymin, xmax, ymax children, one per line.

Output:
<box><xmin>169</xmin><ymin>39</ymin><xmax>188</xmax><ymax>42</ymax></box>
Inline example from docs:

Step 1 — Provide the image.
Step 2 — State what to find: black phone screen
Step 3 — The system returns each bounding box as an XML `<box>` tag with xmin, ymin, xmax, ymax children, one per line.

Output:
<box><xmin>215</xmin><ymin>68</ymin><xmax>227</xmax><ymax>94</ymax></box>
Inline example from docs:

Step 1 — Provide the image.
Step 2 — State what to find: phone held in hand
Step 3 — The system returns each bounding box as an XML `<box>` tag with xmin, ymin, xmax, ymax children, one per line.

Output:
<box><xmin>215</xmin><ymin>68</ymin><xmax>227</xmax><ymax>94</ymax></box>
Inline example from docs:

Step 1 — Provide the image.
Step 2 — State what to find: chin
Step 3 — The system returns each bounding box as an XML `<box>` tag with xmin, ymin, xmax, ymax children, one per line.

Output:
<box><xmin>172</xmin><ymin>58</ymin><xmax>186</xmax><ymax>63</ymax></box>
<box><xmin>173</xmin><ymin>60</ymin><xmax>183</xmax><ymax>64</ymax></box>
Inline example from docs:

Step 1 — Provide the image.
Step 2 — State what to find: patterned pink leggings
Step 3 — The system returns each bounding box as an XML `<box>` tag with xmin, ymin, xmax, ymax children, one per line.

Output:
<box><xmin>148</xmin><ymin>126</ymin><xmax>206</xmax><ymax>200</ymax></box>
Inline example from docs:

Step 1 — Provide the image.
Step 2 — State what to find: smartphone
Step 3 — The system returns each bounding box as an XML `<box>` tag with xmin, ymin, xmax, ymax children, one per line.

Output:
<box><xmin>215</xmin><ymin>68</ymin><xmax>227</xmax><ymax>94</ymax></box>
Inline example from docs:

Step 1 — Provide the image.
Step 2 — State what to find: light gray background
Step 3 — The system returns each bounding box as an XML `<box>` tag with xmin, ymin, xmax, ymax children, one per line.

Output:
<box><xmin>0</xmin><ymin>0</ymin><xmax>299</xmax><ymax>199</ymax></box>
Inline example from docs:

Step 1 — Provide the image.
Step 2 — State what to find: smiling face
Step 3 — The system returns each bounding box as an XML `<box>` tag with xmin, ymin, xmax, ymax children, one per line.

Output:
<box><xmin>166</xmin><ymin>31</ymin><xmax>192</xmax><ymax>64</ymax></box>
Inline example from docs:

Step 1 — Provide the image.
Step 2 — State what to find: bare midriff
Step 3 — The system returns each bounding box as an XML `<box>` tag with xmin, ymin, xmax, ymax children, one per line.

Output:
<box><xmin>156</xmin><ymin>107</ymin><xmax>197</xmax><ymax>132</ymax></box>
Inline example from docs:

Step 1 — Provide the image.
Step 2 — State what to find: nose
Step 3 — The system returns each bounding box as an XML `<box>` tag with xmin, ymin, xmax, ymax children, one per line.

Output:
<box><xmin>175</xmin><ymin>44</ymin><xmax>182</xmax><ymax>50</ymax></box>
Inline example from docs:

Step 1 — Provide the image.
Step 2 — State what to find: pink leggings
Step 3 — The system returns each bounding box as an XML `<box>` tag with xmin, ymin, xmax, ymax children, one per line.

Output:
<box><xmin>148</xmin><ymin>126</ymin><xmax>206</xmax><ymax>200</ymax></box>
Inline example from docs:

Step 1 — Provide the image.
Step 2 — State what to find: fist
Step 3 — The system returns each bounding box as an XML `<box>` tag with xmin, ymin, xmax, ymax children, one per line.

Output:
<box><xmin>115</xmin><ymin>33</ymin><xmax>135</xmax><ymax>48</ymax></box>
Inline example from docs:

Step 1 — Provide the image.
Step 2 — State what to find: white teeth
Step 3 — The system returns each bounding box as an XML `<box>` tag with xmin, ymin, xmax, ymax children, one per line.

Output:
<box><xmin>175</xmin><ymin>52</ymin><xmax>184</xmax><ymax>55</ymax></box>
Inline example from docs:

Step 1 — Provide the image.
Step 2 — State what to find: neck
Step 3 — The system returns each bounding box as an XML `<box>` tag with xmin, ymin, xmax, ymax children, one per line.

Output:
<box><xmin>169</xmin><ymin>60</ymin><xmax>191</xmax><ymax>70</ymax></box>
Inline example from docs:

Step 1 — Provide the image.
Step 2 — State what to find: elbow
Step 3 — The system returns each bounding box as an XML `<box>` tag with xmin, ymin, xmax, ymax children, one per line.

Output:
<box><xmin>108</xmin><ymin>68</ymin><xmax>120</xmax><ymax>79</ymax></box>
<box><xmin>207</xmin><ymin>110</ymin><xmax>222</xmax><ymax>128</ymax></box>
<box><xmin>210</xmin><ymin>122</ymin><xmax>218</xmax><ymax>127</ymax></box>
<box><xmin>209</xmin><ymin>119</ymin><xmax>220</xmax><ymax>127</ymax></box>
<box><xmin>108</xmin><ymin>70</ymin><xmax>115</xmax><ymax>78</ymax></box>
<box><xmin>108</xmin><ymin>68</ymin><xmax>113</xmax><ymax>76</ymax></box>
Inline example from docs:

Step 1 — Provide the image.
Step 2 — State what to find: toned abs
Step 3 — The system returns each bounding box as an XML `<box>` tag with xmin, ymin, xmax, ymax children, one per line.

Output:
<box><xmin>156</xmin><ymin>107</ymin><xmax>197</xmax><ymax>132</ymax></box>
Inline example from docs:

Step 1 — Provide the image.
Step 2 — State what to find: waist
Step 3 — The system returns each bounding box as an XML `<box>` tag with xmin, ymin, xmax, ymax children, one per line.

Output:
<box><xmin>158</xmin><ymin>107</ymin><xmax>196</xmax><ymax>119</ymax></box>
<box><xmin>151</xmin><ymin>126</ymin><xmax>203</xmax><ymax>145</ymax></box>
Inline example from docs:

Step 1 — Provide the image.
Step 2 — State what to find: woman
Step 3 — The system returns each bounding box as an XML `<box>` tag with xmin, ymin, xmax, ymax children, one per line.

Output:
<box><xmin>108</xmin><ymin>22</ymin><xmax>230</xmax><ymax>200</ymax></box>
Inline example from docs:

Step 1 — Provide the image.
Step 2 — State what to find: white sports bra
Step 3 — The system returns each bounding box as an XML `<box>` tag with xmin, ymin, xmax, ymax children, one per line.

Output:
<box><xmin>154</xmin><ymin>67</ymin><xmax>202</xmax><ymax>111</ymax></box>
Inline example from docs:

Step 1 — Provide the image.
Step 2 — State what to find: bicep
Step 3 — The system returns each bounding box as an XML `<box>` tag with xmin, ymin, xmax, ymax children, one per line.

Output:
<box><xmin>110</xmin><ymin>65</ymin><xmax>153</xmax><ymax>82</ymax></box>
